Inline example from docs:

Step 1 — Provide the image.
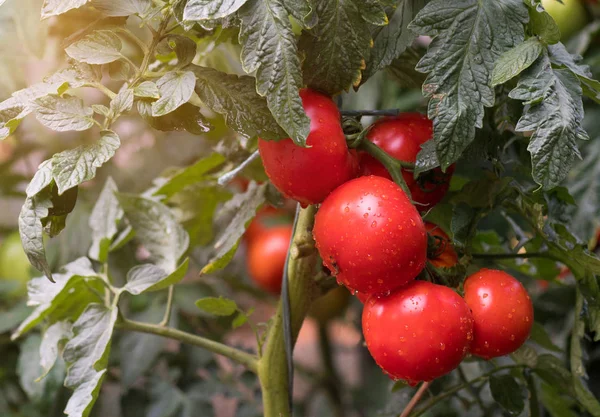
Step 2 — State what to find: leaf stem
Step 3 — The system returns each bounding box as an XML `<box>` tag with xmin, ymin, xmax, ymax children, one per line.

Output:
<box><xmin>114</xmin><ymin>27</ymin><xmax>150</xmax><ymax>55</ymax></box>
<box><xmin>118</xmin><ymin>318</ymin><xmax>259</xmax><ymax>373</ymax></box>
<box><xmin>400</xmin><ymin>381</ymin><xmax>431</xmax><ymax>417</ymax></box>
<box><xmin>159</xmin><ymin>285</ymin><xmax>174</xmax><ymax>327</ymax></box>
<box><xmin>87</xmin><ymin>83</ymin><xmax>117</xmax><ymax>100</ymax></box>
<box><xmin>132</xmin><ymin>14</ymin><xmax>171</xmax><ymax>86</ymax></box>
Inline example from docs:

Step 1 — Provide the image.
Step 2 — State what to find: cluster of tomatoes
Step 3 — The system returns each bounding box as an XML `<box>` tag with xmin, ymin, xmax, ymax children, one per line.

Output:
<box><xmin>247</xmin><ymin>88</ymin><xmax>533</xmax><ymax>385</ymax></box>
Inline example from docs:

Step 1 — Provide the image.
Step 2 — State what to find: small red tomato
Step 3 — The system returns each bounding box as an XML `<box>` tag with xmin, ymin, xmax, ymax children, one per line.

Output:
<box><xmin>425</xmin><ymin>222</ymin><xmax>458</xmax><ymax>268</ymax></box>
<box><xmin>245</xmin><ymin>206</ymin><xmax>293</xmax><ymax>244</ymax></box>
<box><xmin>356</xmin><ymin>291</ymin><xmax>370</xmax><ymax>304</ymax></box>
<box><xmin>313</xmin><ymin>176</ymin><xmax>427</xmax><ymax>295</ymax></box>
<box><xmin>258</xmin><ymin>89</ymin><xmax>358</xmax><ymax>206</ymax></box>
<box><xmin>463</xmin><ymin>269</ymin><xmax>534</xmax><ymax>359</ymax></box>
<box><xmin>362</xmin><ymin>281</ymin><xmax>474</xmax><ymax>384</ymax></box>
<box><xmin>246</xmin><ymin>225</ymin><xmax>292</xmax><ymax>294</ymax></box>
<box><xmin>359</xmin><ymin>113</ymin><xmax>454</xmax><ymax>211</ymax></box>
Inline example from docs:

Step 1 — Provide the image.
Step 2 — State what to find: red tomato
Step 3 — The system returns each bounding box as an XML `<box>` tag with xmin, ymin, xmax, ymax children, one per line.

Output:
<box><xmin>258</xmin><ymin>89</ymin><xmax>358</xmax><ymax>206</ymax></box>
<box><xmin>246</xmin><ymin>225</ymin><xmax>292</xmax><ymax>294</ymax></box>
<box><xmin>359</xmin><ymin>113</ymin><xmax>454</xmax><ymax>211</ymax></box>
<box><xmin>245</xmin><ymin>206</ymin><xmax>293</xmax><ymax>244</ymax></box>
<box><xmin>313</xmin><ymin>176</ymin><xmax>427</xmax><ymax>295</ymax></box>
<box><xmin>425</xmin><ymin>222</ymin><xmax>458</xmax><ymax>268</ymax></box>
<box><xmin>356</xmin><ymin>291</ymin><xmax>370</xmax><ymax>304</ymax></box>
<box><xmin>362</xmin><ymin>281</ymin><xmax>474</xmax><ymax>384</ymax></box>
<box><xmin>463</xmin><ymin>269</ymin><xmax>533</xmax><ymax>359</ymax></box>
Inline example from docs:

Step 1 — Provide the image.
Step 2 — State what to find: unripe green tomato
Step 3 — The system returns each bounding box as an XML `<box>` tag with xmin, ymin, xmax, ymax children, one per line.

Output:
<box><xmin>309</xmin><ymin>286</ymin><xmax>351</xmax><ymax>325</ymax></box>
<box><xmin>0</xmin><ymin>232</ymin><xmax>31</xmax><ymax>297</ymax></box>
<box><xmin>542</xmin><ymin>0</ymin><xmax>589</xmax><ymax>40</ymax></box>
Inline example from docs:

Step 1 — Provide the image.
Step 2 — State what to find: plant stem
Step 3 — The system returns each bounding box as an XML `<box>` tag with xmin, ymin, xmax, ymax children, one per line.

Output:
<box><xmin>400</xmin><ymin>382</ymin><xmax>431</xmax><ymax>417</ymax></box>
<box><xmin>118</xmin><ymin>318</ymin><xmax>258</xmax><ymax>373</ymax></box>
<box><xmin>114</xmin><ymin>27</ymin><xmax>150</xmax><ymax>55</ymax></box>
<box><xmin>318</xmin><ymin>324</ymin><xmax>344</xmax><ymax>417</ymax></box>
<box><xmin>259</xmin><ymin>205</ymin><xmax>319</xmax><ymax>417</ymax></box>
<box><xmin>457</xmin><ymin>365</ymin><xmax>486</xmax><ymax>413</ymax></box>
<box><xmin>159</xmin><ymin>285</ymin><xmax>174</xmax><ymax>327</ymax></box>
<box><xmin>356</xmin><ymin>139</ymin><xmax>413</xmax><ymax>196</ymax></box>
<box><xmin>132</xmin><ymin>14</ymin><xmax>171</xmax><ymax>86</ymax></box>
<box><xmin>410</xmin><ymin>365</ymin><xmax>525</xmax><ymax>417</ymax></box>
<box><xmin>525</xmin><ymin>370</ymin><xmax>540</xmax><ymax>417</ymax></box>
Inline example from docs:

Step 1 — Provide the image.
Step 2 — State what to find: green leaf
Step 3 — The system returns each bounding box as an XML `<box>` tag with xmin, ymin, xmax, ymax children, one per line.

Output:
<box><xmin>51</xmin><ymin>130</ymin><xmax>120</xmax><ymax>194</ymax></box>
<box><xmin>183</xmin><ymin>0</ymin><xmax>249</xmax><ymax>20</ymax></box>
<box><xmin>18</xmin><ymin>192</ymin><xmax>54</xmax><ymax>280</ymax></box>
<box><xmin>18</xmin><ymin>334</ymin><xmax>46</xmax><ymax>401</ymax></box>
<box><xmin>0</xmin><ymin>97</ymin><xmax>26</xmax><ymax>140</ymax></box>
<box><xmin>299</xmin><ymin>0</ymin><xmax>387</xmax><ymax>95</ymax></box>
<box><xmin>41</xmin><ymin>0</ymin><xmax>88</xmax><ymax>19</ymax></box>
<box><xmin>88</xmin><ymin>177</ymin><xmax>123</xmax><ymax>263</ymax></box>
<box><xmin>238</xmin><ymin>0</ymin><xmax>310</xmax><ymax>146</ymax></box>
<box><xmin>117</xmin><ymin>194</ymin><xmax>190</xmax><ymax>273</ymax></box>
<box><xmin>201</xmin><ymin>182</ymin><xmax>267</xmax><ymax>274</ymax></box>
<box><xmin>13</xmin><ymin>259</ymin><xmax>103</xmax><ymax>339</ymax></box>
<box><xmin>362</xmin><ymin>0</ymin><xmax>427</xmax><ymax>82</ymax></box>
<box><xmin>540</xmin><ymin>383</ymin><xmax>578</xmax><ymax>417</ymax></box>
<box><xmin>409</xmin><ymin>0</ymin><xmax>528</xmax><ymax>169</ymax></box>
<box><xmin>63</xmin><ymin>304</ymin><xmax>117</xmax><ymax>417</ymax></box>
<box><xmin>158</xmin><ymin>34</ymin><xmax>197</xmax><ymax>68</ymax></box>
<box><xmin>414</xmin><ymin>139</ymin><xmax>440</xmax><ymax>176</ymax></box>
<box><xmin>573</xmin><ymin>379</ymin><xmax>600</xmax><ymax>417</ymax></box>
<box><xmin>152</xmin><ymin>71</ymin><xmax>196</xmax><ymax>117</ymax></box>
<box><xmin>548</xmin><ymin>43</ymin><xmax>600</xmax><ymax>104</ymax></box>
<box><xmin>510</xmin><ymin>54</ymin><xmax>589</xmax><ymax>189</ymax></box>
<box><xmin>489</xmin><ymin>375</ymin><xmax>525</xmax><ymax>416</ymax></box>
<box><xmin>109</xmin><ymin>88</ymin><xmax>133</xmax><ymax>116</ymax></box>
<box><xmin>34</xmin><ymin>95</ymin><xmax>95</xmax><ymax>132</ymax></box>
<box><xmin>528</xmin><ymin>7</ymin><xmax>560</xmax><ymax>45</ymax></box>
<box><xmin>386</xmin><ymin>48</ymin><xmax>427</xmax><ymax>89</ymax></box>
<box><xmin>123</xmin><ymin>258</ymin><xmax>189</xmax><ymax>295</ymax></box>
<box><xmin>192</xmin><ymin>65</ymin><xmax>287</xmax><ymax>140</ymax></box>
<box><xmin>153</xmin><ymin>153</ymin><xmax>226</xmax><ymax>198</ymax></box>
<box><xmin>511</xmin><ymin>344</ymin><xmax>538</xmax><ymax>368</ymax></box>
<box><xmin>492</xmin><ymin>37</ymin><xmax>544</xmax><ymax>86</ymax></box>
<box><xmin>138</xmin><ymin>101</ymin><xmax>212</xmax><ymax>134</ymax></box>
<box><xmin>134</xmin><ymin>81</ymin><xmax>160</xmax><ymax>99</ymax></box>
<box><xmin>195</xmin><ymin>296</ymin><xmax>238</xmax><ymax>316</ymax></box>
<box><xmin>65</xmin><ymin>30</ymin><xmax>123</xmax><ymax>65</ymax></box>
<box><xmin>232</xmin><ymin>311</ymin><xmax>249</xmax><ymax>329</ymax></box>
<box><xmin>38</xmin><ymin>321</ymin><xmax>73</xmax><ymax>381</ymax></box>
<box><xmin>529</xmin><ymin>322</ymin><xmax>561</xmax><ymax>352</ymax></box>
<box><xmin>534</xmin><ymin>354</ymin><xmax>573</xmax><ymax>392</ymax></box>
<box><xmin>26</xmin><ymin>159</ymin><xmax>54</xmax><ymax>197</ymax></box>
<box><xmin>90</xmin><ymin>0</ymin><xmax>151</xmax><ymax>16</ymax></box>
<box><xmin>450</xmin><ymin>202</ymin><xmax>476</xmax><ymax>247</ymax></box>
<box><xmin>281</xmin><ymin>0</ymin><xmax>315</xmax><ymax>27</ymax></box>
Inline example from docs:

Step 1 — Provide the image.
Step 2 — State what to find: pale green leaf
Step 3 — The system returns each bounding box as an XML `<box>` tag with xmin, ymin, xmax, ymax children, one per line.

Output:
<box><xmin>124</xmin><ymin>258</ymin><xmax>189</xmax><ymax>295</ymax></box>
<box><xmin>152</xmin><ymin>71</ymin><xmax>196</xmax><ymax>117</ymax></box>
<box><xmin>153</xmin><ymin>153</ymin><xmax>226</xmax><ymax>198</ymax></box>
<box><xmin>109</xmin><ymin>88</ymin><xmax>133</xmax><ymax>116</ymax></box>
<box><xmin>491</xmin><ymin>37</ymin><xmax>544</xmax><ymax>86</ymax></box>
<box><xmin>65</xmin><ymin>30</ymin><xmax>123</xmax><ymax>65</ymax></box>
<box><xmin>90</xmin><ymin>0</ymin><xmax>151</xmax><ymax>16</ymax></box>
<box><xmin>88</xmin><ymin>177</ymin><xmax>122</xmax><ymax>263</ymax></box>
<box><xmin>33</xmin><ymin>95</ymin><xmax>94</xmax><ymax>132</ymax></box>
<box><xmin>183</xmin><ymin>0</ymin><xmax>249</xmax><ymax>20</ymax></box>
<box><xmin>18</xmin><ymin>193</ymin><xmax>53</xmax><ymax>281</ymax></box>
<box><xmin>134</xmin><ymin>81</ymin><xmax>160</xmax><ymax>99</ymax></box>
<box><xmin>38</xmin><ymin>321</ymin><xmax>73</xmax><ymax>381</ymax></box>
<box><xmin>41</xmin><ymin>0</ymin><xmax>87</xmax><ymax>19</ymax></box>
<box><xmin>195</xmin><ymin>296</ymin><xmax>237</xmax><ymax>316</ymax></box>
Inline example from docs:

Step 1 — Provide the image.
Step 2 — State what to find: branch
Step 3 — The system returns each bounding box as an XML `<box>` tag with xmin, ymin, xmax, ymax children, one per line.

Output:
<box><xmin>118</xmin><ymin>318</ymin><xmax>258</xmax><ymax>373</ymax></box>
<box><xmin>400</xmin><ymin>381</ymin><xmax>431</xmax><ymax>417</ymax></box>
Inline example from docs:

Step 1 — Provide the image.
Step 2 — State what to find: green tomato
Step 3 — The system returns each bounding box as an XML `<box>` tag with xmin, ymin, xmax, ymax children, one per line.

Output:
<box><xmin>0</xmin><ymin>232</ymin><xmax>31</xmax><ymax>297</ymax></box>
<box><xmin>542</xmin><ymin>0</ymin><xmax>589</xmax><ymax>40</ymax></box>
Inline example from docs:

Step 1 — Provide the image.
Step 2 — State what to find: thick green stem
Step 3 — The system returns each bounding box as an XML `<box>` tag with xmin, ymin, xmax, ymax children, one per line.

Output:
<box><xmin>259</xmin><ymin>205</ymin><xmax>319</xmax><ymax>417</ymax></box>
<box><xmin>118</xmin><ymin>318</ymin><xmax>258</xmax><ymax>373</ymax></box>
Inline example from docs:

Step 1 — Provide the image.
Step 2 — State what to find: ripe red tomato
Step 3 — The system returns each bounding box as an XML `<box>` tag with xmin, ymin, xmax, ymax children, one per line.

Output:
<box><xmin>463</xmin><ymin>269</ymin><xmax>533</xmax><ymax>359</ymax></box>
<box><xmin>356</xmin><ymin>291</ymin><xmax>370</xmax><ymax>304</ymax></box>
<box><xmin>245</xmin><ymin>206</ymin><xmax>293</xmax><ymax>244</ymax></box>
<box><xmin>362</xmin><ymin>281</ymin><xmax>474</xmax><ymax>384</ymax></box>
<box><xmin>258</xmin><ymin>89</ymin><xmax>358</xmax><ymax>206</ymax></box>
<box><xmin>246</xmin><ymin>225</ymin><xmax>292</xmax><ymax>294</ymax></box>
<box><xmin>359</xmin><ymin>113</ymin><xmax>454</xmax><ymax>211</ymax></box>
<box><xmin>313</xmin><ymin>175</ymin><xmax>427</xmax><ymax>295</ymax></box>
<box><xmin>425</xmin><ymin>222</ymin><xmax>458</xmax><ymax>268</ymax></box>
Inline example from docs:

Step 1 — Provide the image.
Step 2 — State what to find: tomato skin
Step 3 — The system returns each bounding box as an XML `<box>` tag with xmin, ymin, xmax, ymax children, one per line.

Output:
<box><xmin>362</xmin><ymin>281</ymin><xmax>474</xmax><ymax>384</ymax></box>
<box><xmin>258</xmin><ymin>89</ymin><xmax>358</xmax><ymax>206</ymax></box>
<box><xmin>356</xmin><ymin>291</ymin><xmax>370</xmax><ymax>304</ymax></box>
<box><xmin>359</xmin><ymin>113</ymin><xmax>454</xmax><ymax>211</ymax></box>
<box><xmin>425</xmin><ymin>222</ymin><xmax>458</xmax><ymax>268</ymax></box>
<box><xmin>245</xmin><ymin>206</ymin><xmax>292</xmax><ymax>244</ymax></box>
<box><xmin>246</xmin><ymin>225</ymin><xmax>292</xmax><ymax>294</ymax></box>
<box><xmin>463</xmin><ymin>269</ymin><xmax>534</xmax><ymax>359</ymax></box>
<box><xmin>313</xmin><ymin>175</ymin><xmax>427</xmax><ymax>295</ymax></box>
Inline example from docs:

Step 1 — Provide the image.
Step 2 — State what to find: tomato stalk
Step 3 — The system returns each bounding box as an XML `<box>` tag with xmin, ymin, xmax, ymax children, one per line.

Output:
<box><xmin>399</xmin><ymin>381</ymin><xmax>431</xmax><ymax>417</ymax></box>
<box><xmin>258</xmin><ymin>205</ymin><xmax>319</xmax><ymax>417</ymax></box>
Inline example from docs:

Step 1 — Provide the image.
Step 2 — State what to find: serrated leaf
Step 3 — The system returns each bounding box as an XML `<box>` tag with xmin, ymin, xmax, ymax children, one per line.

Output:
<box><xmin>18</xmin><ymin>334</ymin><xmax>52</xmax><ymax>402</ymax></box>
<box><xmin>489</xmin><ymin>375</ymin><xmax>525</xmax><ymax>416</ymax></box>
<box><xmin>201</xmin><ymin>182</ymin><xmax>267</xmax><ymax>274</ymax></box>
<box><xmin>492</xmin><ymin>37</ymin><xmax>543</xmax><ymax>86</ymax></box>
<box><xmin>362</xmin><ymin>0</ymin><xmax>426</xmax><ymax>82</ymax></box>
<box><xmin>51</xmin><ymin>130</ymin><xmax>120</xmax><ymax>194</ymax></box>
<box><xmin>386</xmin><ymin>48</ymin><xmax>427</xmax><ymax>89</ymax></box>
<box><xmin>134</xmin><ymin>81</ymin><xmax>160</xmax><ymax>99</ymax></box>
<box><xmin>0</xmin><ymin>97</ymin><xmax>26</xmax><ymax>140</ymax></box>
<box><xmin>153</xmin><ymin>153</ymin><xmax>226</xmax><ymax>198</ymax></box>
<box><xmin>117</xmin><ymin>194</ymin><xmax>189</xmax><ymax>273</ymax></box>
<box><xmin>238</xmin><ymin>0</ymin><xmax>310</xmax><ymax>146</ymax></box>
<box><xmin>152</xmin><ymin>71</ymin><xmax>196</xmax><ymax>117</ymax></box>
<box><xmin>41</xmin><ymin>0</ymin><xmax>88</xmax><ymax>19</ymax></box>
<box><xmin>138</xmin><ymin>100</ymin><xmax>211</xmax><ymax>134</ymax></box>
<box><xmin>63</xmin><ymin>304</ymin><xmax>117</xmax><ymax>417</ymax></box>
<box><xmin>183</xmin><ymin>0</ymin><xmax>249</xmax><ymax>20</ymax></box>
<box><xmin>192</xmin><ymin>65</ymin><xmax>287</xmax><ymax>140</ymax></box>
<box><xmin>409</xmin><ymin>0</ymin><xmax>528</xmax><ymax>169</ymax></box>
<box><xmin>89</xmin><ymin>177</ymin><xmax>122</xmax><ymax>263</ymax></box>
<box><xmin>528</xmin><ymin>7</ymin><xmax>560</xmax><ymax>45</ymax></box>
<box><xmin>281</xmin><ymin>0</ymin><xmax>315</xmax><ymax>27</ymax></box>
<box><xmin>34</xmin><ymin>95</ymin><xmax>94</xmax><ymax>132</ymax></box>
<box><xmin>548</xmin><ymin>43</ymin><xmax>600</xmax><ymax>104</ymax></box>
<box><xmin>18</xmin><ymin>193</ymin><xmax>53</xmax><ymax>280</ymax></box>
<box><xmin>124</xmin><ymin>258</ymin><xmax>189</xmax><ymax>295</ymax></box>
<box><xmin>510</xmin><ymin>54</ymin><xmax>589</xmax><ymax>189</ymax></box>
<box><xmin>195</xmin><ymin>296</ymin><xmax>237</xmax><ymax>316</ymax></box>
<box><xmin>529</xmin><ymin>322</ymin><xmax>561</xmax><ymax>352</ymax></box>
<box><xmin>109</xmin><ymin>88</ymin><xmax>133</xmax><ymax>116</ymax></box>
<box><xmin>39</xmin><ymin>321</ymin><xmax>73</xmax><ymax>381</ymax></box>
<box><xmin>299</xmin><ymin>0</ymin><xmax>387</xmax><ymax>95</ymax></box>
<box><xmin>65</xmin><ymin>30</ymin><xmax>123</xmax><ymax>65</ymax></box>
<box><xmin>90</xmin><ymin>0</ymin><xmax>151</xmax><ymax>16</ymax></box>
<box><xmin>92</xmin><ymin>104</ymin><xmax>110</xmax><ymax>117</ymax></box>
<box><xmin>26</xmin><ymin>159</ymin><xmax>54</xmax><ymax>197</ymax></box>
<box><xmin>415</xmin><ymin>139</ymin><xmax>440</xmax><ymax>176</ymax></box>
<box><xmin>158</xmin><ymin>34</ymin><xmax>197</xmax><ymax>68</ymax></box>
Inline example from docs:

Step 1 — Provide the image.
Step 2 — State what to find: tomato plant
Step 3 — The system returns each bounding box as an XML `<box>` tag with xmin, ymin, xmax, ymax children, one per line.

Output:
<box><xmin>0</xmin><ymin>1</ymin><xmax>598</xmax><ymax>417</ymax></box>
<box><xmin>313</xmin><ymin>175</ymin><xmax>427</xmax><ymax>295</ymax></box>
